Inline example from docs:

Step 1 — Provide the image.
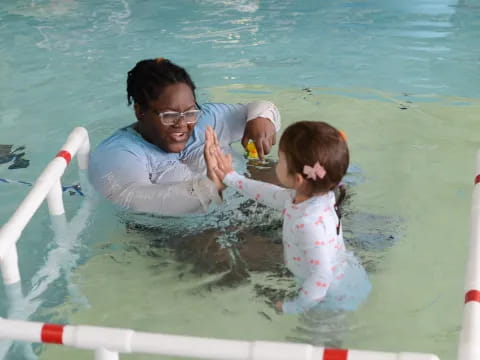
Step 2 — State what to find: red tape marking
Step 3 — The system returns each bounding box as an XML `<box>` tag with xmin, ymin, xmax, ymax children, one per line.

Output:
<box><xmin>465</xmin><ymin>290</ymin><xmax>480</xmax><ymax>304</ymax></box>
<box><xmin>475</xmin><ymin>175</ymin><xmax>480</xmax><ymax>185</ymax></box>
<box><xmin>41</xmin><ymin>324</ymin><xmax>64</xmax><ymax>344</ymax></box>
<box><xmin>324</xmin><ymin>348</ymin><xmax>348</xmax><ymax>360</ymax></box>
<box><xmin>56</xmin><ymin>150</ymin><xmax>72</xmax><ymax>164</ymax></box>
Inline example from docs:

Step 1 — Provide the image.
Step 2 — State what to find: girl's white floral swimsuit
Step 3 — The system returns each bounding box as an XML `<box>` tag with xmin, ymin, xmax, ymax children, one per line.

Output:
<box><xmin>224</xmin><ymin>171</ymin><xmax>371</xmax><ymax>314</ymax></box>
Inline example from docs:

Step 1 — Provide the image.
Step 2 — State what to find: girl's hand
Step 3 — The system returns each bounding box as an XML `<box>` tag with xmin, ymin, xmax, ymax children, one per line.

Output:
<box><xmin>204</xmin><ymin>126</ymin><xmax>225</xmax><ymax>192</ymax></box>
<box><xmin>275</xmin><ymin>301</ymin><xmax>283</xmax><ymax>313</ymax></box>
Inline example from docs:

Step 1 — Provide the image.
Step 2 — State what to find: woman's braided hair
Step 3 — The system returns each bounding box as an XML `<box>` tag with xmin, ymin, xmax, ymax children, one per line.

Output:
<box><xmin>126</xmin><ymin>58</ymin><xmax>197</xmax><ymax>108</ymax></box>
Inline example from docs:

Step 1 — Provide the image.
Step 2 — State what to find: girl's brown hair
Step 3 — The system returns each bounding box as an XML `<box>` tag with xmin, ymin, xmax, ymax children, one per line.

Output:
<box><xmin>279</xmin><ymin>121</ymin><xmax>349</xmax><ymax>195</ymax></box>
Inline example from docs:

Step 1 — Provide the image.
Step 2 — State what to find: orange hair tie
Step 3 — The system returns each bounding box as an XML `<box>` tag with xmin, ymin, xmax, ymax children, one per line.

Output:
<box><xmin>155</xmin><ymin>57</ymin><xmax>165</xmax><ymax>63</ymax></box>
<box><xmin>339</xmin><ymin>130</ymin><xmax>347</xmax><ymax>141</ymax></box>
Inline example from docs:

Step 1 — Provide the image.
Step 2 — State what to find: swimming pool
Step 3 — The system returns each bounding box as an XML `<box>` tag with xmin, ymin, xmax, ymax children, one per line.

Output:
<box><xmin>1</xmin><ymin>0</ymin><xmax>479</xmax><ymax>359</ymax></box>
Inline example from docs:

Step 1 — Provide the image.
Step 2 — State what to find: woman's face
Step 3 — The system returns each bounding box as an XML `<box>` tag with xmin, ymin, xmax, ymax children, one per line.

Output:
<box><xmin>136</xmin><ymin>82</ymin><xmax>197</xmax><ymax>153</ymax></box>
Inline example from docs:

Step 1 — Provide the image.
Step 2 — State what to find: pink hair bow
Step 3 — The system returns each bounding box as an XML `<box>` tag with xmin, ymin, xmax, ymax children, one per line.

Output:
<box><xmin>303</xmin><ymin>162</ymin><xmax>326</xmax><ymax>180</ymax></box>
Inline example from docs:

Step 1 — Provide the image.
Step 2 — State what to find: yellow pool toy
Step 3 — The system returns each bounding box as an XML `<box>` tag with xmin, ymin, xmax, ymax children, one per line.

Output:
<box><xmin>246</xmin><ymin>140</ymin><xmax>259</xmax><ymax>160</ymax></box>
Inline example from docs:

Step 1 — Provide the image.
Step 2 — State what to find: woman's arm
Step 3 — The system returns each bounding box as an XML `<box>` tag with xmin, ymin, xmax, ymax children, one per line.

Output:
<box><xmin>204</xmin><ymin>101</ymin><xmax>281</xmax><ymax>146</ymax></box>
<box><xmin>89</xmin><ymin>147</ymin><xmax>221</xmax><ymax>215</ymax></box>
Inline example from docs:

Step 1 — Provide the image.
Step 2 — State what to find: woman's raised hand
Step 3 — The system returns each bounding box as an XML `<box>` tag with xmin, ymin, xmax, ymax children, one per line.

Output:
<box><xmin>204</xmin><ymin>127</ymin><xmax>233</xmax><ymax>184</ymax></box>
<box><xmin>204</xmin><ymin>126</ymin><xmax>224</xmax><ymax>192</ymax></box>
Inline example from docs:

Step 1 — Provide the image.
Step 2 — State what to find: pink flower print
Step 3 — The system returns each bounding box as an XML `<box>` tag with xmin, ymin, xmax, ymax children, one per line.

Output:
<box><xmin>296</xmin><ymin>223</ymin><xmax>305</xmax><ymax>230</ymax></box>
<box><xmin>302</xmin><ymin>289</ymin><xmax>309</xmax><ymax>295</ymax></box>
<box><xmin>282</xmin><ymin>208</ymin><xmax>286</xmax><ymax>215</ymax></box>
<box><xmin>236</xmin><ymin>180</ymin><xmax>243</xmax><ymax>190</ymax></box>
<box><xmin>314</xmin><ymin>240</ymin><xmax>326</xmax><ymax>246</ymax></box>
<box><xmin>328</xmin><ymin>237</ymin><xmax>335</xmax><ymax>244</ymax></box>
<box><xmin>286</xmin><ymin>213</ymin><xmax>292</xmax><ymax>219</ymax></box>
<box><xmin>324</xmin><ymin>206</ymin><xmax>330</xmax><ymax>213</ymax></box>
<box><xmin>336</xmin><ymin>273</ymin><xmax>345</xmax><ymax>280</ymax></box>
<box><xmin>293</xmin><ymin>256</ymin><xmax>302</xmax><ymax>262</ymax></box>
<box><xmin>331</xmin><ymin>265</ymin><xmax>337</xmax><ymax>272</ymax></box>
<box><xmin>291</xmin><ymin>204</ymin><xmax>299</xmax><ymax>210</ymax></box>
<box><xmin>304</xmin><ymin>250</ymin><xmax>307</xmax><ymax>255</ymax></box>
<box><xmin>316</xmin><ymin>281</ymin><xmax>327</xmax><ymax>287</ymax></box>
<box><xmin>310</xmin><ymin>259</ymin><xmax>321</xmax><ymax>265</ymax></box>
<box><xmin>315</xmin><ymin>216</ymin><xmax>323</xmax><ymax>225</ymax></box>
<box><xmin>255</xmin><ymin>193</ymin><xmax>261</xmax><ymax>200</ymax></box>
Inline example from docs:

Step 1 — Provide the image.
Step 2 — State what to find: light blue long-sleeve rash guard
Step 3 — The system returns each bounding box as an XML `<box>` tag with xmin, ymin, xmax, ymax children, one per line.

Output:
<box><xmin>88</xmin><ymin>101</ymin><xmax>281</xmax><ymax>216</ymax></box>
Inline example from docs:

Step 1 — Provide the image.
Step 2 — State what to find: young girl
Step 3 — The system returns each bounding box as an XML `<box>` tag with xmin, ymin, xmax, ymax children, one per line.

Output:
<box><xmin>204</xmin><ymin>121</ymin><xmax>371</xmax><ymax>314</ymax></box>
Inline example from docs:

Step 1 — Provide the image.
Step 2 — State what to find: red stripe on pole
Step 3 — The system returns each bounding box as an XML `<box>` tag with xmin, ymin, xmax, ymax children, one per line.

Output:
<box><xmin>324</xmin><ymin>348</ymin><xmax>348</xmax><ymax>360</ymax></box>
<box><xmin>475</xmin><ymin>175</ymin><xmax>480</xmax><ymax>185</ymax></box>
<box><xmin>41</xmin><ymin>324</ymin><xmax>64</xmax><ymax>344</ymax></box>
<box><xmin>465</xmin><ymin>290</ymin><xmax>480</xmax><ymax>304</ymax></box>
<box><xmin>56</xmin><ymin>150</ymin><xmax>72</xmax><ymax>164</ymax></box>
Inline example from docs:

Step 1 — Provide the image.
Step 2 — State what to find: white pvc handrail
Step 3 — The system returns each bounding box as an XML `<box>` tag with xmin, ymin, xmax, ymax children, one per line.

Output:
<box><xmin>457</xmin><ymin>150</ymin><xmax>480</xmax><ymax>360</ymax></box>
<box><xmin>0</xmin><ymin>127</ymin><xmax>89</xmax><ymax>284</ymax></box>
<box><xmin>0</xmin><ymin>318</ymin><xmax>439</xmax><ymax>360</ymax></box>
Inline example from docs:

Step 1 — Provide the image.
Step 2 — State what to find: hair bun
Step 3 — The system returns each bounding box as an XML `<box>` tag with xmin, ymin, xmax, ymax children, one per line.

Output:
<box><xmin>155</xmin><ymin>57</ymin><xmax>166</xmax><ymax>63</ymax></box>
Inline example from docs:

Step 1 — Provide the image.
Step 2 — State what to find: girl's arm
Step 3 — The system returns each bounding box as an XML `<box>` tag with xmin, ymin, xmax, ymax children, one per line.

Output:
<box><xmin>223</xmin><ymin>171</ymin><xmax>292</xmax><ymax>210</ymax></box>
<box><xmin>282</xmin><ymin>225</ymin><xmax>334</xmax><ymax>314</ymax></box>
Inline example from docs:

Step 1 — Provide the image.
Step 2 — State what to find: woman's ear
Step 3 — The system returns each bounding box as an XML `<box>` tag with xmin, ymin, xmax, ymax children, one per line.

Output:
<box><xmin>134</xmin><ymin>103</ymin><xmax>144</xmax><ymax>122</ymax></box>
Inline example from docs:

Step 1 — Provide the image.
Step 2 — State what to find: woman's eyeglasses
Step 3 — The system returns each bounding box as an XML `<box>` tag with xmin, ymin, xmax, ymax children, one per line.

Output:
<box><xmin>157</xmin><ymin>109</ymin><xmax>202</xmax><ymax>126</ymax></box>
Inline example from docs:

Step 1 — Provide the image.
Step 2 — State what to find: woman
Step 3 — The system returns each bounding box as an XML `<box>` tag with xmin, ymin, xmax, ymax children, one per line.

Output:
<box><xmin>88</xmin><ymin>58</ymin><xmax>281</xmax><ymax>215</ymax></box>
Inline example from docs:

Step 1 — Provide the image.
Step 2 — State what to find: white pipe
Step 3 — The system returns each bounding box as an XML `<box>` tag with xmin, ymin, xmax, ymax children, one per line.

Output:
<box><xmin>465</xmin><ymin>185</ymin><xmax>480</xmax><ymax>291</ymax></box>
<box><xmin>94</xmin><ymin>348</ymin><xmax>119</xmax><ymax>360</ymax></box>
<box><xmin>0</xmin><ymin>127</ymin><xmax>90</xmax><ymax>359</ymax></box>
<box><xmin>0</xmin><ymin>127</ymin><xmax>88</xmax><ymax>260</ymax></box>
<box><xmin>347</xmin><ymin>350</ymin><xmax>439</xmax><ymax>360</ymax></box>
<box><xmin>46</xmin><ymin>179</ymin><xmax>65</xmax><ymax>216</ymax></box>
<box><xmin>63</xmin><ymin>326</ymin><xmax>134</xmax><ymax>352</ymax></box>
<box><xmin>0</xmin><ymin>318</ymin><xmax>440</xmax><ymax>360</ymax></box>
<box><xmin>0</xmin><ymin>246</ymin><xmax>20</xmax><ymax>285</ymax></box>
<box><xmin>0</xmin><ymin>319</ymin><xmax>42</xmax><ymax>343</ymax></box>
<box><xmin>60</xmin><ymin>127</ymin><xmax>89</xmax><ymax>161</ymax></box>
<box><xmin>458</xmin><ymin>149</ymin><xmax>480</xmax><ymax>360</ymax></box>
<box><xmin>77</xmin><ymin>132</ymin><xmax>90</xmax><ymax>171</ymax></box>
<box><xmin>0</xmin><ymin>158</ymin><xmax>66</xmax><ymax>260</ymax></box>
<box><xmin>130</xmin><ymin>332</ymin><xmax>249</xmax><ymax>359</ymax></box>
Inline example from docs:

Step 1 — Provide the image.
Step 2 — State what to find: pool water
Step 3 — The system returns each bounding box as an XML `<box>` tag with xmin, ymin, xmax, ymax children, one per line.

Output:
<box><xmin>0</xmin><ymin>1</ymin><xmax>479</xmax><ymax>359</ymax></box>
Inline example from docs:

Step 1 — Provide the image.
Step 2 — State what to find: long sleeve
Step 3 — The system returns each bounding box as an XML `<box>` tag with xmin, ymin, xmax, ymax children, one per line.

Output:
<box><xmin>223</xmin><ymin>171</ymin><xmax>292</xmax><ymax>210</ymax></box>
<box><xmin>282</xmin><ymin>224</ymin><xmax>334</xmax><ymax>314</ymax></box>
<box><xmin>88</xmin><ymin>143</ymin><xmax>221</xmax><ymax>215</ymax></box>
<box><xmin>246</xmin><ymin>100</ymin><xmax>281</xmax><ymax>131</ymax></box>
<box><xmin>203</xmin><ymin>101</ymin><xmax>281</xmax><ymax>146</ymax></box>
